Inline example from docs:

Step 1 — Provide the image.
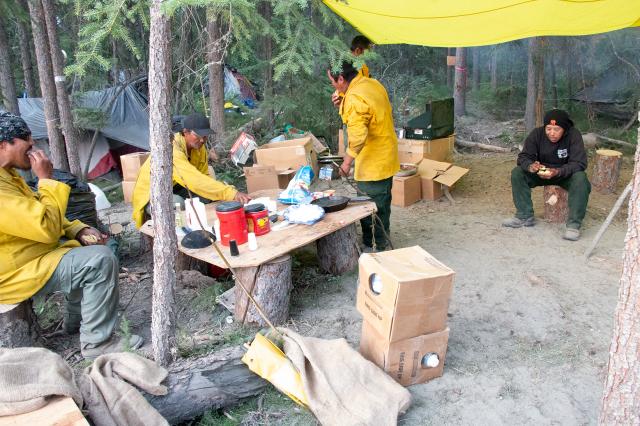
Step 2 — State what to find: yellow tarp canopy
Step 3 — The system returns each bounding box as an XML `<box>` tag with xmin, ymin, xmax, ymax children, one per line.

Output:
<box><xmin>323</xmin><ymin>0</ymin><xmax>640</xmax><ymax>47</ymax></box>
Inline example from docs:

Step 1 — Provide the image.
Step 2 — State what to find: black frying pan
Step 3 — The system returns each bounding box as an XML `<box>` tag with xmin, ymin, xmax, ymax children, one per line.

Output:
<box><xmin>311</xmin><ymin>195</ymin><xmax>350</xmax><ymax>213</ymax></box>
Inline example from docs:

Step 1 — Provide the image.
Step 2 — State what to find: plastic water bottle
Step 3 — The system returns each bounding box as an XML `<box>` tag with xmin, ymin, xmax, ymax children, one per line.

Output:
<box><xmin>174</xmin><ymin>203</ymin><xmax>184</xmax><ymax>227</ymax></box>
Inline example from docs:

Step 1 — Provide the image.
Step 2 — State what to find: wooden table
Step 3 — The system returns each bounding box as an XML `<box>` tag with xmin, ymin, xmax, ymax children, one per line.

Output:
<box><xmin>140</xmin><ymin>189</ymin><xmax>377</xmax><ymax>326</ymax></box>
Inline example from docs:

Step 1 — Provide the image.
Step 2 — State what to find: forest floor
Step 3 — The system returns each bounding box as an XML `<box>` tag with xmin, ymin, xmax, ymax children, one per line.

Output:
<box><xmin>39</xmin><ymin>123</ymin><xmax>636</xmax><ymax>425</ymax></box>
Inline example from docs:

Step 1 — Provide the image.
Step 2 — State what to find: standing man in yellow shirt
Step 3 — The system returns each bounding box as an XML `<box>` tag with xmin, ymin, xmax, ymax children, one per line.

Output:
<box><xmin>132</xmin><ymin>113</ymin><xmax>250</xmax><ymax>228</ymax></box>
<box><xmin>328</xmin><ymin>61</ymin><xmax>400</xmax><ymax>250</ymax></box>
<box><xmin>0</xmin><ymin>112</ymin><xmax>142</xmax><ymax>358</ymax></box>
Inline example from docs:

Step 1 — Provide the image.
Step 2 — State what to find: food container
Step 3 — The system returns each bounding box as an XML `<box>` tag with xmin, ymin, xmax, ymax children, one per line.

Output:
<box><xmin>216</xmin><ymin>201</ymin><xmax>248</xmax><ymax>246</ymax></box>
<box><xmin>244</xmin><ymin>203</ymin><xmax>271</xmax><ymax>236</ymax></box>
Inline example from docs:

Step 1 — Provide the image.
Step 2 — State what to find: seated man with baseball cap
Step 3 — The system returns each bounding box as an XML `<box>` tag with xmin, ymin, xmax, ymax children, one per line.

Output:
<box><xmin>0</xmin><ymin>112</ymin><xmax>142</xmax><ymax>359</ymax></box>
<box><xmin>502</xmin><ymin>109</ymin><xmax>591</xmax><ymax>241</ymax></box>
<box><xmin>132</xmin><ymin>113</ymin><xmax>251</xmax><ymax>228</ymax></box>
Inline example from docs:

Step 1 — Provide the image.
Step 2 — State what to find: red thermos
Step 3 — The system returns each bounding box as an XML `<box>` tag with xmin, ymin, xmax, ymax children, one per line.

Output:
<box><xmin>216</xmin><ymin>201</ymin><xmax>248</xmax><ymax>246</ymax></box>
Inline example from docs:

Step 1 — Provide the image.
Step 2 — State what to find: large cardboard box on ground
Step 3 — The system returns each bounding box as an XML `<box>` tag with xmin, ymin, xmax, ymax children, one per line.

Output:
<box><xmin>397</xmin><ymin>135</ymin><xmax>455</xmax><ymax>164</ymax></box>
<box><xmin>360</xmin><ymin>323</ymin><xmax>450</xmax><ymax>386</ymax></box>
<box><xmin>391</xmin><ymin>174</ymin><xmax>421</xmax><ymax>207</ymax></box>
<box><xmin>254</xmin><ymin>137</ymin><xmax>319</xmax><ymax>176</ymax></box>
<box><xmin>356</xmin><ymin>246</ymin><xmax>455</xmax><ymax>343</ymax></box>
<box><xmin>244</xmin><ymin>165</ymin><xmax>295</xmax><ymax>193</ymax></box>
<box><xmin>122</xmin><ymin>180</ymin><xmax>136</xmax><ymax>203</ymax></box>
<box><xmin>417</xmin><ymin>159</ymin><xmax>469</xmax><ymax>201</ymax></box>
<box><xmin>120</xmin><ymin>152</ymin><xmax>149</xmax><ymax>181</ymax></box>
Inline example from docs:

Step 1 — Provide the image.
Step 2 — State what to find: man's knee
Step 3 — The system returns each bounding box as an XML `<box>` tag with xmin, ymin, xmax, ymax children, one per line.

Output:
<box><xmin>78</xmin><ymin>245</ymin><xmax>118</xmax><ymax>273</ymax></box>
<box><xmin>568</xmin><ymin>171</ymin><xmax>591</xmax><ymax>192</ymax></box>
<box><xmin>511</xmin><ymin>166</ymin><xmax>528</xmax><ymax>184</ymax></box>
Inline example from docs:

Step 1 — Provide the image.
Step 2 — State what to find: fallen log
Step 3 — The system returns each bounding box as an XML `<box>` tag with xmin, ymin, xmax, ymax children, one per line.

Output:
<box><xmin>145</xmin><ymin>345</ymin><xmax>268</xmax><ymax>424</ymax></box>
<box><xmin>455</xmin><ymin>138</ymin><xmax>512</xmax><ymax>153</ymax></box>
<box><xmin>582</xmin><ymin>133</ymin><xmax>636</xmax><ymax>150</ymax></box>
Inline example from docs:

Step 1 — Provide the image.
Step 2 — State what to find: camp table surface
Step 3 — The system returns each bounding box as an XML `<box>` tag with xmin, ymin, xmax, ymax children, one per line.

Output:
<box><xmin>139</xmin><ymin>189</ymin><xmax>377</xmax><ymax>269</ymax></box>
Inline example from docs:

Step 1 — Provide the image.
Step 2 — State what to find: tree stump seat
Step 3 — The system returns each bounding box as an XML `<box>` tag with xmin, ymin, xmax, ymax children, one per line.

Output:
<box><xmin>543</xmin><ymin>185</ymin><xmax>569</xmax><ymax>223</ymax></box>
<box><xmin>0</xmin><ymin>300</ymin><xmax>39</xmax><ymax>348</ymax></box>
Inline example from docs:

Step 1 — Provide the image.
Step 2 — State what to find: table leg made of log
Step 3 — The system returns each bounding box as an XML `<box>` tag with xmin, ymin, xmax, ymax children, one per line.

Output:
<box><xmin>234</xmin><ymin>254</ymin><xmax>292</xmax><ymax>326</ymax></box>
<box><xmin>543</xmin><ymin>185</ymin><xmax>569</xmax><ymax>223</ymax></box>
<box><xmin>0</xmin><ymin>301</ymin><xmax>39</xmax><ymax>348</ymax></box>
<box><xmin>316</xmin><ymin>223</ymin><xmax>359</xmax><ymax>275</ymax></box>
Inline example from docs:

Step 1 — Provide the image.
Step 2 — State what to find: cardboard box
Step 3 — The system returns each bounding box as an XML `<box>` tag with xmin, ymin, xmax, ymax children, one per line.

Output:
<box><xmin>254</xmin><ymin>137</ymin><xmax>319</xmax><ymax>176</ymax></box>
<box><xmin>417</xmin><ymin>159</ymin><xmax>469</xmax><ymax>196</ymax></box>
<box><xmin>360</xmin><ymin>323</ymin><xmax>450</xmax><ymax>386</ymax></box>
<box><xmin>391</xmin><ymin>174</ymin><xmax>421</xmax><ymax>207</ymax></box>
<box><xmin>420</xmin><ymin>177</ymin><xmax>444</xmax><ymax>201</ymax></box>
<box><xmin>397</xmin><ymin>135</ymin><xmax>454</xmax><ymax>164</ymax></box>
<box><xmin>243</xmin><ymin>165</ymin><xmax>296</xmax><ymax>194</ymax></box>
<box><xmin>356</xmin><ymin>246</ymin><xmax>455</xmax><ymax>342</ymax></box>
<box><xmin>122</xmin><ymin>180</ymin><xmax>136</xmax><ymax>203</ymax></box>
<box><xmin>120</xmin><ymin>152</ymin><xmax>149</xmax><ymax>181</ymax></box>
<box><xmin>230</xmin><ymin>132</ymin><xmax>258</xmax><ymax>165</ymax></box>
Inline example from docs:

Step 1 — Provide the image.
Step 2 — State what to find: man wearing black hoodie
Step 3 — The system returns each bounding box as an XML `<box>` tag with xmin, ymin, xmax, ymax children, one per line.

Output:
<box><xmin>502</xmin><ymin>109</ymin><xmax>591</xmax><ymax>241</ymax></box>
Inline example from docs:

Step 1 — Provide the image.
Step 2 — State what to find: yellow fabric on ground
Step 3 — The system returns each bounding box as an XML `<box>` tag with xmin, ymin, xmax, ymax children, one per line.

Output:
<box><xmin>0</xmin><ymin>168</ymin><xmax>86</xmax><ymax>304</ymax></box>
<box><xmin>132</xmin><ymin>133</ymin><xmax>237</xmax><ymax>228</ymax></box>
<box><xmin>323</xmin><ymin>0</ymin><xmax>640</xmax><ymax>47</ymax></box>
<box><xmin>339</xmin><ymin>74</ymin><xmax>399</xmax><ymax>181</ymax></box>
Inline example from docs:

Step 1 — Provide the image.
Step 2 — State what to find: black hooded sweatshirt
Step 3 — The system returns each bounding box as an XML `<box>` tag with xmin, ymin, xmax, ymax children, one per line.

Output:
<box><xmin>517</xmin><ymin>126</ymin><xmax>587</xmax><ymax>178</ymax></box>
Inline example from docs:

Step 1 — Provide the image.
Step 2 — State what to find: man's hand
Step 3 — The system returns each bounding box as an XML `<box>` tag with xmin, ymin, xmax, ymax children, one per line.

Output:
<box><xmin>77</xmin><ymin>227</ymin><xmax>108</xmax><ymax>246</ymax></box>
<box><xmin>339</xmin><ymin>162</ymin><xmax>351</xmax><ymax>177</ymax></box>
<box><xmin>538</xmin><ymin>168</ymin><xmax>560</xmax><ymax>180</ymax></box>
<box><xmin>28</xmin><ymin>150</ymin><xmax>53</xmax><ymax>180</ymax></box>
<box><xmin>209</xmin><ymin>148</ymin><xmax>218</xmax><ymax>162</ymax></box>
<box><xmin>234</xmin><ymin>191</ymin><xmax>251</xmax><ymax>205</ymax></box>
<box><xmin>528</xmin><ymin>161</ymin><xmax>542</xmax><ymax>173</ymax></box>
<box><xmin>331</xmin><ymin>90</ymin><xmax>343</xmax><ymax>108</ymax></box>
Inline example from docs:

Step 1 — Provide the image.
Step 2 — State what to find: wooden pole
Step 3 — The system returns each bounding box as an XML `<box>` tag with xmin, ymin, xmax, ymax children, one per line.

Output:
<box><xmin>584</xmin><ymin>181</ymin><xmax>632</xmax><ymax>259</ymax></box>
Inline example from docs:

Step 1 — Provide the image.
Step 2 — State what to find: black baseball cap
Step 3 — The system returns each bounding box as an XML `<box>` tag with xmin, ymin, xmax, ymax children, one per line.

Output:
<box><xmin>181</xmin><ymin>113</ymin><xmax>214</xmax><ymax>137</ymax></box>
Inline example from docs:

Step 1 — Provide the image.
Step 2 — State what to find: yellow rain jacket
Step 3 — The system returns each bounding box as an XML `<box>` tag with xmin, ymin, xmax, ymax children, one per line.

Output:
<box><xmin>339</xmin><ymin>74</ymin><xmax>399</xmax><ymax>181</ymax></box>
<box><xmin>359</xmin><ymin>63</ymin><xmax>370</xmax><ymax>78</ymax></box>
<box><xmin>132</xmin><ymin>132</ymin><xmax>238</xmax><ymax>228</ymax></box>
<box><xmin>0</xmin><ymin>168</ymin><xmax>87</xmax><ymax>304</ymax></box>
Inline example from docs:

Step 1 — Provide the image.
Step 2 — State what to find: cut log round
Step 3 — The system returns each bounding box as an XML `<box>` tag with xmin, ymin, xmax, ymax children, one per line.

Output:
<box><xmin>316</xmin><ymin>223</ymin><xmax>359</xmax><ymax>275</ymax></box>
<box><xmin>145</xmin><ymin>345</ymin><xmax>267</xmax><ymax>424</ymax></box>
<box><xmin>543</xmin><ymin>185</ymin><xmax>569</xmax><ymax>223</ymax></box>
<box><xmin>175</xmin><ymin>252</ymin><xmax>208</xmax><ymax>275</ymax></box>
<box><xmin>234</xmin><ymin>254</ymin><xmax>292</xmax><ymax>326</ymax></box>
<box><xmin>591</xmin><ymin>149</ymin><xmax>622</xmax><ymax>194</ymax></box>
<box><xmin>0</xmin><ymin>300</ymin><xmax>39</xmax><ymax>348</ymax></box>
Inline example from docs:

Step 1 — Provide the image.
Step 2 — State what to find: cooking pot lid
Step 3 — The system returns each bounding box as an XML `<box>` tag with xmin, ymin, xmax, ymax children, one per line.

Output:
<box><xmin>216</xmin><ymin>201</ymin><xmax>243</xmax><ymax>212</ymax></box>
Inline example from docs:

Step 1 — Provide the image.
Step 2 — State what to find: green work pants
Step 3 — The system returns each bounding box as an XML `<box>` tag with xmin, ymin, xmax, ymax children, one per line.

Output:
<box><xmin>511</xmin><ymin>167</ymin><xmax>591</xmax><ymax>229</ymax></box>
<box><xmin>34</xmin><ymin>245</ymin><xmax>119</xmax><ymax>348</ymax></box>
<box><xmin>357</xmin><ymin>177</ymin><xmax>393</xmax><ymax>249</ymax></box>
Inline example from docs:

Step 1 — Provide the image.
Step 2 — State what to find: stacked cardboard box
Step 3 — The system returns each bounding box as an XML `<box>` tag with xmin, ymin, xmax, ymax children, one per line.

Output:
<box><xmin>357</xmin><ymin>246</ymin><xmax>455</xmax><ymax>386</ymax></box>
<box><xmin>120</xmin><ymin>152</ymin><xmax>149</xmax><ymax>203</ymax></box>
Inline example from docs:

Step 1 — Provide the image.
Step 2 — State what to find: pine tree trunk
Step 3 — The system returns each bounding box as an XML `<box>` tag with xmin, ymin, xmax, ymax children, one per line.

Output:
<box><xmin>490</xmin><ymin>46</ymin><xmax>498</xmax><ymax>92</ymax></box>
<box><xmin>550</xmin><ymin>55</ymin><xmax>558</xmax><ymax>109</ymax></box>
<box><xmin>149</xmin><ymin>0</ymin><xmax>177</xmax><ymax>367</ymax></box>
<box><xmin>41</xmin><ymin>0</ymin><xmax>82</xmax><ymax>178</ymax></box>
<box><xmin>599</xmin><ymin>114</ymin><xmax>640</xmax><ymax>424</ymax></box>
<box><xmin>27</xmin><ymin>0</ymin><xmax>68</xmax><ymax>171</ymax></box>
<box><xmin>453</xmin><ymin>47</ymin><xmax>467</xmax><ymax>117</ymax></box>
<box><xmin>259</xmin><ymin>1</ymin><xmax>274</xmax><ymax>125</ymax></box>
<box><xmin>0</xmin><ymin>17</ymin><xmax>20</xmax><ymax>114</ymax></box>
<box><xmin>471</xmin><ymin>47</ymin><xmax>480</xmax><ymax>92</ymax></box>
<box><xmin>525</xmin><ymin>37</ymin><xmax>543</xmax><ymax>133</ymax></box>
<box><xmin>446</xmin><ymin>48</ymin><xmax>453</xmax><ymax>88</ymax></box>
<box><xmin>15</xmin><ymin>5</ymin><xmax>38</xmax><ymax>98</ymax></box>
<box><xmin>207</xmin><ymin>11</ymin><xmax>226</xmax><ymax>147</ymax></box>
<box><xmin>534</xmin><ymin>38</ymin><xmax>545</xmax><ymax>127</ymax></box>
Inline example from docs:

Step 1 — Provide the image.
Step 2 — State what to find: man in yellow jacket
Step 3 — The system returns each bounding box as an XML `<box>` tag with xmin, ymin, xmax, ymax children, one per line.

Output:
<box><xmin>0</xmin><ymin>112</ymin><xmax>142</xmax><ymax>358</ymax></box>
<box><xmin>132</xmin><ymin>113</ymin><xmax>250</xmax><ymax>228</ymax></box>
<box><xmin>328</xmin><ymin>61</ymin><xmax>400</xmax><ymax>250</ymax></box>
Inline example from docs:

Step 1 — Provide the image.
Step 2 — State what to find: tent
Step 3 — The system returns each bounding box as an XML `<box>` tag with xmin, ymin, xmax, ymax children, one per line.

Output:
<box><xmin>322</xmin><ymin>0</ymin><xmax>640</xmax><ymax>47</ymax></box>
<box><xmin>16</xmin><ymin>84</ymin><xmax>150</xmax><ymax>178</ymax></box>
<box><xmin>573</xmin><ymin>65</ymin><xmax>639</xmax><ymax>121</ymax></box>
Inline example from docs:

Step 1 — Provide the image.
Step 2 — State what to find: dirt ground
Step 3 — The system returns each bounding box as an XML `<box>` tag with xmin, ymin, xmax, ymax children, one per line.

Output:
<box><xmin>40</xmin><ymin>144</ymin><xmax>635</xmax><ymax>424</ymax></box>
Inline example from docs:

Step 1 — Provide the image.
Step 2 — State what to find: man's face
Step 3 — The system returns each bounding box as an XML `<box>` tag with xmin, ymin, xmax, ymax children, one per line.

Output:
<box><xmin>327</xmin><ymin>71</ymin><xmax>348</xmax><ymax>93</ymax></box>
<box><xmin>184</xmin><ymin>130</ymin><xmax>206</xmax><ymax>151</ymax></box>
<box><xmin>0</xmin><ymin>135</ymin><xmax>34</xmax><ymax>170</ymax></box>
<box><xmin>545</xmin><ymin>124</ymin><xmax>564</xmax><ymax>143</ymax></box>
